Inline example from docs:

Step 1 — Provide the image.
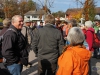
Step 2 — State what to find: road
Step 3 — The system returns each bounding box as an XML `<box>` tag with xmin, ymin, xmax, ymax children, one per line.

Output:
<box><xmin>21</xmin><ymin>51</ymin><xmax>38</xmax><ymax>75</ymax></box>
<box><xmin>0</xmin><ymin>50</ymin><xmax>100</xmax><ymax>75</ymax></box>
<box><xmin>21</xmin><ymin>51</ymin><xmax>100</xmax><ymax>75</ymax></box>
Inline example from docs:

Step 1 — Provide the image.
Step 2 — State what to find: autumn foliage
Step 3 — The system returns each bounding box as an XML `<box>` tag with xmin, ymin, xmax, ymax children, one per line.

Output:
<box><xmin>0</xmin><ymin>0</ymin><xmax>36</xmax><ymax>18</ymax></box>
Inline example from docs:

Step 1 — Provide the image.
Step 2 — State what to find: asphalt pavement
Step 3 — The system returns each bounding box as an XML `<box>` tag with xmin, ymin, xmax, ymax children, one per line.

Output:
<box><xmin>21</xmin><ymin>51</ymin><xmax>100</xmax><ymax>75</ymax></box>
<box><xmin>0</xmin><ymin>50</ymin><xmax>100</xmax><ymax>75</ymax></box>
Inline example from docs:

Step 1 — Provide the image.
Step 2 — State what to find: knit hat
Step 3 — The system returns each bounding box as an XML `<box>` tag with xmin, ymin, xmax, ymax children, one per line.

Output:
<box><xmin>85</xmin><ymin>21</ymin><xmax>93</xmax><ymax>28</ymax></box>
<box><xmin>3</xmin><ymin>18</ymin><xmax>11</xmax><ymax>27</ymax></box>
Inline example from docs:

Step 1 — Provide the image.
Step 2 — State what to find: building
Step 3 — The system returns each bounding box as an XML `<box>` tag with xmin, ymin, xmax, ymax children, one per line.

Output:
<box><xmin>24</xmin><ymin>10</ymin><xmax>47</xmax><ymax>25</ymax></box>
<box><xmin>66</xmin><ymin>7</ymin><xmax>100</xmax><ymax>22</ymax></box>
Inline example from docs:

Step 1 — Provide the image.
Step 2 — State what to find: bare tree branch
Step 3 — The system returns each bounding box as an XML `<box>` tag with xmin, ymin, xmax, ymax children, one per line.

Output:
<box><xmin>37</xmin><ymin>0</ymin><xmax>44</xmax><ymax>7</ymax></box>
<box><xmin>48</xmin><ymin>0</ymin><xmax>55</xmax><ymax>8</ymax></box>
<box><xmin>75</xmin><ymin>0</ymin><xmax>84</xmax><ymax>5</ymax></box>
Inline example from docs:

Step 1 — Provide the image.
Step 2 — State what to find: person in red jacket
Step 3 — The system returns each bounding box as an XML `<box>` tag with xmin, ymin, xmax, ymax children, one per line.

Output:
<box><xmin>85</xmin><ymin>21</ymin><xmax>95</xmax><ymax>51</ymax></box>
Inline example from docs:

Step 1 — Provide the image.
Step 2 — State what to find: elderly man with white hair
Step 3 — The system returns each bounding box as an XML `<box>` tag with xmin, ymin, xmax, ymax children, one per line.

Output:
<box><xmin>2</xmin><ymin>15</ymin><xmax>28</xmax><ymax>75</ymax></box>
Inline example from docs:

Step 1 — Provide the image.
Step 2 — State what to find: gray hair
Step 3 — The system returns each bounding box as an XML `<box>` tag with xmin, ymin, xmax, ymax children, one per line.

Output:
<box><xmin>67</xmin><ymin>27</ymin><xmax>85</xmax><ymax>45</ymax></box>
<box><xmin>11</xmin><ymin>15</ymin><xmax>23</xmax><ymax>23</ymax></box>
<box><xmin>3</xmin><ymin>18</ymin><xmax>11</xmax><ymax>27</ymax></box>
<box><xmin>44</xmin><ymin>14</ymin><xmax>55</xmax><ymax>24</ymax></box>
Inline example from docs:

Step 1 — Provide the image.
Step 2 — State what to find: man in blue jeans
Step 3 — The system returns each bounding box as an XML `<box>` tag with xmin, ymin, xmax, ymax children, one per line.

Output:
<box><xmin>2</xmin><ymin>15</ymin><xmax>28</xmax><ymax>75</ymax></box>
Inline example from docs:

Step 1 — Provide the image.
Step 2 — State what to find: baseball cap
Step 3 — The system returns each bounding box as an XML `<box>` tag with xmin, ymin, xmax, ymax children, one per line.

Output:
<box><xmin>24</xmin><ymin>18</ymin><xmax>32</xmax><ymax>23</ymax></box>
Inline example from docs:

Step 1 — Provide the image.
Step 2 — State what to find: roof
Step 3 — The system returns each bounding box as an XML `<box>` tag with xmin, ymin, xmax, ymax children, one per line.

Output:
<box><xmin>96</xmin><ymin>7</ymin><xmax>100</xmax><ymax>15</ymax></box>
<box><xmin>66</xmin><ymin>7</ymin><xmax>100</xmax><ymax>15</ymax></box>
<box><xmin>66</xmin><ymin>8</ymin><xmax>82</xmax><ymax>14</ymax></box>
<box><xmin>24</xmin><ymin>10</ymin><xmax>46</xmax><ymax>15</ymax></box>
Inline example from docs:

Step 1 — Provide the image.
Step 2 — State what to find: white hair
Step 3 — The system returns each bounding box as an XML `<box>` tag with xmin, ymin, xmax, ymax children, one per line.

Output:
<box><xmin>67</xmin><ymin>27</ymin><xmax>85</xmax><ymax>45</ymax></box>
<box><xmin>11</xmin><ymin>15</ymin><xmax>23</xmax><ymax>23</ymax></box>
<box><xmin>85</xmin><ymin>21</ymin><xmax>93</xmax><ymax>28</ymax></box>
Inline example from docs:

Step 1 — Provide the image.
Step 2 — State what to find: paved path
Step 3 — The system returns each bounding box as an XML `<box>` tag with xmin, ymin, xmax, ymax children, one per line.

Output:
<box><xmin>21</xmin><ymin>51</ymin><xmax>100</xmax><ymax>75</ymax></box>
<box><xmin>21</xmin><ymin>50</ymin><xmax>38</xmax><ymax>75</ymax></box>
<box><xmin>91</xmin><ymin>58</ymin><xmax>100</xmax><ymax>75</ymax></box>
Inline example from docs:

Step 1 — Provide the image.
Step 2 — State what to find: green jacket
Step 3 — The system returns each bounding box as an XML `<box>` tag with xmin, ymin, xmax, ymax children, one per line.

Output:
<box><xmin>94</xmin><ymin>25</ymin><xmax>99</xmax><ymax>33</ymax></box>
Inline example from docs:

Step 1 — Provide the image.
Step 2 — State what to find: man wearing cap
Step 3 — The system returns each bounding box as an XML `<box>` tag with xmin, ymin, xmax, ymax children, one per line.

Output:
<box><xmin>21</xmin><ymin>18</ymin><xmax>33</xmax><ymax>68</ymax></box>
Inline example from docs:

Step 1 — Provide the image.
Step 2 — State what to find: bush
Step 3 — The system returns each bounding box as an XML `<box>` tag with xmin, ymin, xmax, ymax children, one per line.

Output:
<box><xmin>0</xmin><ymin>18</ymin><xmax>3</xmax><ymax>22</ymax></box>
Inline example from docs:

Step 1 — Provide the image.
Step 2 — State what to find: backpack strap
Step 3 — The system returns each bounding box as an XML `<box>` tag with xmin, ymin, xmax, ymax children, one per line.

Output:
<box><xmin>23</xmin><ymin>26</ymin><xmax>28</xmax><ymax>38</ymax></box>
<box><xmin>4</xmin><ymin>28</ymin><xmax>17</xmax><ymax>35</ymax></box>
<box><xmin>22</xmin><ymin>26</ymin><xmax>33</xmax><ymax>45</ymax></box>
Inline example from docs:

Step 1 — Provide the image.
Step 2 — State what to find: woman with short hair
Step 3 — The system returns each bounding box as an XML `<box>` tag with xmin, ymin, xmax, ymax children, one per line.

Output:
<box><xmin>56</xmin><ymin>27</ymin><xmax>91</xmax><ymax>75</ymax></box>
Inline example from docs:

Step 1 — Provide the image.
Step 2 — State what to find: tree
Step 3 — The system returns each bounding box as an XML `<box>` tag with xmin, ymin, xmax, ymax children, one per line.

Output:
<box><xmin>88</xmin><ymin>0</ymin><xmax>96</xmax><ymax>21</ymax></box>
<box><xmin>18</xmin><ymin>1</ymin><xmax>28</xmax><ymax>16</ymax></box>
<box><xmin>77</xmin><ymin>0</ymin><xmax>96</xmax><ymax>21</ymax></box>
<box><xmin>0</xmin><ymin>0</ymin><xmax>36</xmax><ymax>18</ymax></box>
<box><xmin>2</xmin><ymin>0</ymin><xmax>19</xmax><ymax>18</ymax></box>
<box><xmin>37</xmin><ymin>0</ymin><xmax>55</xmax><ymax>14</ymax></box>
<box><xmin>27</xmin><ymin>0</ymin><xmax>36</xmax><ymax>11</ymax></box>
<box><xmin>52</xmin><ymin>11</ymin><xmax>65</xmax><ymax>18</ymax></box>
<box><xmin>72</xmin><ymin>11</ymin><xmax>82</xmax><ymax>21</ymax></box>
<box><xmin>18</xmin><ymin>0</ymin><xmax>36</xmax><ymax>17</ymax></box>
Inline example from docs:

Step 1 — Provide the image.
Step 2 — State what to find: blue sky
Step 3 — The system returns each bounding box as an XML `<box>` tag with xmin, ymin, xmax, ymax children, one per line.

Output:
<box><xmin>34</xmin><ymin>0</ymin><xmax>100</xmax><ymax>13</ymax></box>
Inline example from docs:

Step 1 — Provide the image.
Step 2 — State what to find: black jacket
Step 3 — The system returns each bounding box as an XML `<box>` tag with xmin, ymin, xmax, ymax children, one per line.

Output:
<box><xmin>2</xmin><ymin>25</ymin><xmax>27</xmax><ymax>65</ymax></box>
<box><xmin>0</xmin><ymin>27</ymin><xmax>9</xmax><ymax>36</ymax></box>
<box><xmin>32</xmin><ymin>24</ymin><xmax>64</xmax><ymax>63</ymax></box>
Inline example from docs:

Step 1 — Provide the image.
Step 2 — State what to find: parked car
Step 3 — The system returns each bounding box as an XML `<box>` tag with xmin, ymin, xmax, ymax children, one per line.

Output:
<box><xmin>0</xmin><ymin>22</ymin><xmax>3</xmax><ymax>29</ymax></box>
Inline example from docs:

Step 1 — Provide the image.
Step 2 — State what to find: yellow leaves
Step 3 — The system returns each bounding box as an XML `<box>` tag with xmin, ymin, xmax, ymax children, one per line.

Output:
<box><xmin>70</xmin><ymin>10</ymin><xmax>82</xmax><ymax>21</ymax></box>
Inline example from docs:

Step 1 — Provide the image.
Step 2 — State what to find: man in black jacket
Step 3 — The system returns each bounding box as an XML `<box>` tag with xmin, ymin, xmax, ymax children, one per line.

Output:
<box><xmin>32</xmin><ymin>14</ymin><xmax>64</xmax><ymax>75</ymax></box>
<box><xmin>2</xmin><ymin>15</ymin><xmax>28</xmax><ymax>75</ymax></box>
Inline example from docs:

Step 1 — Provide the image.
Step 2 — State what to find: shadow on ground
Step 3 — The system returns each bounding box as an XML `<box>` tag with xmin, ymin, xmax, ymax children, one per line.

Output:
<box><xmin>21</xmin><ymin>58</ymin><xmax>38</xmax><ymax>75</ymax></box>
<box><xmin>21</xmin><ymin>57</ymin><xmax>100</xmax><ymax>75</ymax></box>
<box><xmin>91</xmin><ymin>58</ymin><xmax>100</xmax><ymax>75</ymax></box>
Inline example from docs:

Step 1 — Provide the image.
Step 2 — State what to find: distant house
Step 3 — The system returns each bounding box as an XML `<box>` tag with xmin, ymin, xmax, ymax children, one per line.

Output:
<box><xmin>65</xmin><ymin>7</ymin><xmax>100</xmax><ymax>21</ymax></box>
<box><xmin>66</xmin><ymin>7</ymin><xmax>100</xmax><ymax>15</ymax></box>
<box><xmin>24</xmin><ymin>10</ymin><xmax>47</xmax><ymax>25</ymax></box>
<box><xmin>55</xmin><ymin>17</ymin><xmax>65</xmax><ymax>21</ymax></box>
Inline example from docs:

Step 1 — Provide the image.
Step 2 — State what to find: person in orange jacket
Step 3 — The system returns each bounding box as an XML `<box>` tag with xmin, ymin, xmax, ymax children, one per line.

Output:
<box><xmin>56</xmin><ymin>27</ymin><xmax>91</xmax><ymax>75</ymax></box>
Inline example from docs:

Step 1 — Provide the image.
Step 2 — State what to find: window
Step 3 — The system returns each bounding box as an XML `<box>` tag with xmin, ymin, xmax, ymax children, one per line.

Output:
<box><xmin>27</xmin><ymin>16</ymin><xmax>30</xmax><ymax>18</ymax></box>
<box><xmin>33</xmin><ymin>15</ymin><xmax>38</xmax><ymax>18</ymax></box>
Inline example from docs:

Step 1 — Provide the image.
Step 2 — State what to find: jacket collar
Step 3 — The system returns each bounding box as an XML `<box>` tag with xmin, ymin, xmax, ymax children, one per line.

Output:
<box><xmin>9</xmin><ymin>25</ymin><xmax>19</xmax><ymax>32</ymax></box>
<box><xmin>45</xmin><ymin>23</ymin><xmax>55</xmax><ymax>28</ymax></box>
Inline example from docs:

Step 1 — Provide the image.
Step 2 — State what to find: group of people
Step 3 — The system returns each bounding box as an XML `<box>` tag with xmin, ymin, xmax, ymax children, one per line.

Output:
<box><xmin>0</xmin><ymin>13</ymin><xmax>98</xmax><ymax>75</ymax></box>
